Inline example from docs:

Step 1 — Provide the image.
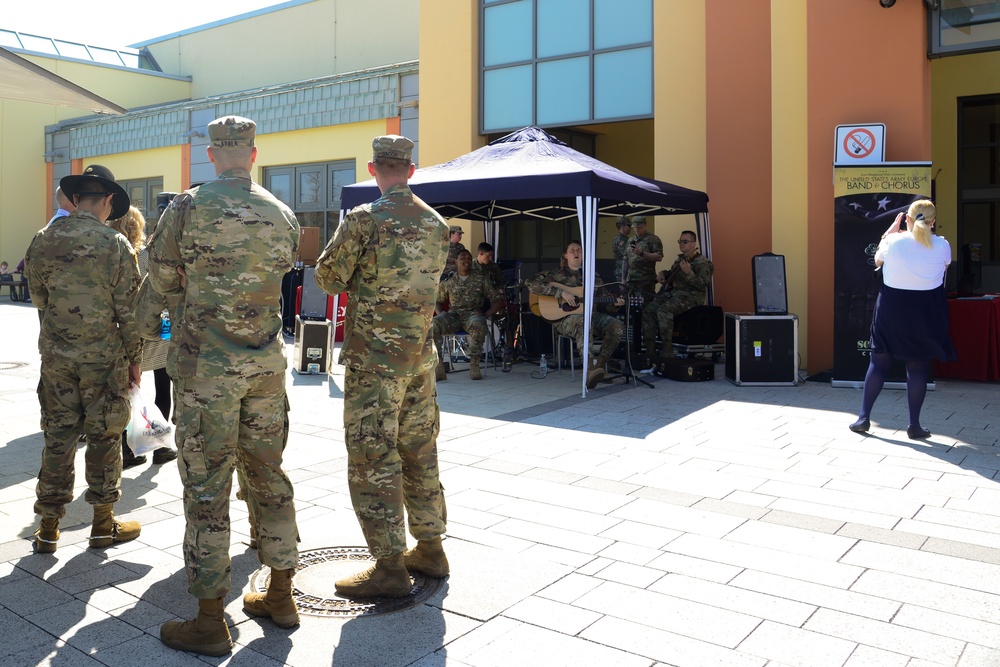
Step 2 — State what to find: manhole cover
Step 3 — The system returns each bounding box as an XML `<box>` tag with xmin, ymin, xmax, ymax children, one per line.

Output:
<box><xmin>0</xmin><ymin>361</ymin><xmax>28</xmax><ymax>371</ymax></box>
<box><xmin>249</xmin><ymin>546</ymin><xmax>444</xmax><ymax>619</ymax></box>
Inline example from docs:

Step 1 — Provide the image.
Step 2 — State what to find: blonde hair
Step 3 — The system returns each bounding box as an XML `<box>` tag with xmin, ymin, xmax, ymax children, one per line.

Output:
<box><xmin>108</xmin><ymin>205</ymin><xmax>146</xmax><ymax>250</ymax></box>
<box><xmin>907</xmin><ymin>199</ymin><xmax>935</xmax><ymax>249</ymax></box>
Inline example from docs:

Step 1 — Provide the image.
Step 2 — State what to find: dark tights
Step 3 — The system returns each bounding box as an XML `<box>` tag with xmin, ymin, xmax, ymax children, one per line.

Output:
<box><xmin>858</xmin><ymin>352</ymin><xmax>931</xmax><ymax>427</ymax></box>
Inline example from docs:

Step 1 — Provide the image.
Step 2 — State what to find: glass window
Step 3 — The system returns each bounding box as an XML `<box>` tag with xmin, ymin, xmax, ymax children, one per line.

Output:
<box><xmin>297</xmin><ymin>167</ymin><xmax>324</xmax><ymax>209</ymax></box>
<box><xmin>19</xmin><ymin>34</ymin><xmax>57</xmax><ymax>54</ymax></box>
<box><xmin>537</xmin><ymin>57</ymin><xmax>590</xmax><ymax>125</ymax></box>
<box><xmin>265</xmin><ymin>160</ymin><xmax>355</xmax><ymax>247</ymax></box>
<box><xmin>0</xmin><ymin>31</ymin><xmax>20</xmax><ymax>48</ymax></box>
<box><xmin>594</xmin><ymin>47</ymin><xmax>652</xmax><ymax>119</ymax></box>
<box><xmin>89</xmin><ymin>47</ymin><xmax>124</xmax><ymax>66</ymax></box>
<box><xmin>959</xmin><ymin>95</ymin><xmax>1000</xmax><ymax>267</ymax></box>
<box><xmin>484</xmin><ymin>0</ymin><xmax>533</xmax><ymax>66</ymax></box>
<box><xmin>269</xmin><ymin>170</ymin><xmax>293</xmax><ymax>207</ymax></box>
<box><xmin>931</xmin><ymin>0</ymin><xmax>1000</xmax><ymax>55</ymax></box>
<box><xmin>484</xmin><ymin>66</ymin><xmax>534</xmax><ymax>131</ymax></box>
<box><xmin>537</xmin><ymin>0</ymin><xmax>589</xmax><ymax>58</ymax></box>
<box><xmin>54</xmin><ymin>40</ymin><xmax>91</xmax><ymax>60</ymax></box>
<box><xmin>594</xmin><ymin>0</ymin><xmax>651</xmax><ymax>50</ymax></box>
<box><xmin>481</xmin><ymin>0</ymin><xmax>653</xmax><ymax>132</ymax></box>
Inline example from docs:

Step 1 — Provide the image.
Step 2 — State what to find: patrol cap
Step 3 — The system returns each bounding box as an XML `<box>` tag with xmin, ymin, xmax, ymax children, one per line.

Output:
<box><xmin>631</xmin><ymin>215</ymin><xmax>647</xmax><ymax>227</ymax></box>
<box><xmin>207</xmin><ymin>116</ymin><xmax>256</xmax><ymax>148</ymax></box>
<box><xmin>449</xmin><ymin>225</ymin><xmax>464</xmax><ymax>235</ymax></box>
<box><xmin>372</xmin><ymin>135</ymin><xmax>414</xmax><ymax>162</ymax></box>
<box><xmin>616</xmin><ymin>215</ymin><xmax>631</xmax><ymax>228</ymax></box>
<box><xmin>60</xmin><ymin>164</ymin><xmax>130</xmax><ymax>220</ymax></box>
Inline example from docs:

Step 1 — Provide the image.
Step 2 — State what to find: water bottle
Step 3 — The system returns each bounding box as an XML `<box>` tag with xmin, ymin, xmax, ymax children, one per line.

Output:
<box><xmin>160</xmin><ymin>311</ymin><xmax>171</xmax><ymax>341</ymax></box>
<box><xmin>502</xmin><ymin>349</ymin><xmax>512</xmax><ymax>373</ymax></box>
<box><xmin>443</xmin><ymin>343</ymin><xmax>452</xmax><ymax>372</ymax></box>
<box><xmin>539</xmin><ymin>354</ymin><xmax>548</xmax><ymax>376</ymax></box>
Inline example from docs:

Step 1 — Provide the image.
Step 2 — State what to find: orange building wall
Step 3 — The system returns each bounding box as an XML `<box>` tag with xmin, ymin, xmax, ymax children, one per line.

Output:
<box><xmin>705</xmin><ymin>1</ymin><xmax>773</xmax><ymax>317</ymax></box>
<box><xmin>805</xmin><ymin>1</ymin><xmax>930</xmax><ymax>373</ymax></box>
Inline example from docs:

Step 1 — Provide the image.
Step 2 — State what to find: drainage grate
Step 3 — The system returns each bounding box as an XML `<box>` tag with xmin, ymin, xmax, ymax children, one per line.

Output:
<box><xmin>248</xmin><ymin>546</ymin><xmax>444</xmax><ymax>619</ymax></box>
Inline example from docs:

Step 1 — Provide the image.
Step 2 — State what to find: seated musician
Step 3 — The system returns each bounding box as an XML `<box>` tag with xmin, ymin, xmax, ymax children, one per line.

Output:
<box><xmin>472</xmin><ymin>242</ymin><xmax>505</xmax><ymax>290</ymax></box>
<box><xmin>526</xmin><ymin>240</ymin><xmax>624</xmax><ymax>390</ymax></box>
<box><xmin>642</xmin><ymin>230</ymin><xmax>714</xmax><ymax>362</ymax></box>
<box><xmin>432</xmin><ymin>249</ymin><xmax>504</xmax><ymax>381</ymax></box>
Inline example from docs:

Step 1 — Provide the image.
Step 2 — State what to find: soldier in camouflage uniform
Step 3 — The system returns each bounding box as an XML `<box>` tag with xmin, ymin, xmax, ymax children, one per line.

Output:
<box><xmin>472</xmin><ymin>241</ymin><xmax>505</xmax><ymax>290</ymax></box>
<box><xmin>433</xmin><ymin>249</ymin><xmax>504</xmax><ymax>381</ymax></box>
<box><xmin>611</xmin><ymin>215</ymin><xmax>632</xmax><ymax>283</ymax></box>
<box><xmin>147</xmin><ymin>117</ymin><xmax>301</xmax><ymax>657</ymax></box>
<box><xmin>625</xmin><ymin>215</ymin><xmax>663</xmax><ymax>300</ymax></box>
<box><xmin>442</xmin><ymin>225</ymin><xmax>466</xmax><ymax>279</ymax></box>
<box><xmin>526</xmin><ymin>241</ymin><xmax>625</xmax><ymax>390</ymax></box>
<box><xmin>26</xmin><ymin>164</ymin><xmax>144</xmax><ymax>555</ymax></box>
<box><xmin>315</xmin><ymin>135</ymin><xmax>451</xmax><ymax>598</ymax></box>
<box><xmin>642</xmin><ymin>230</ymin><xmax>714</xmax><ymax>361</ymax></box>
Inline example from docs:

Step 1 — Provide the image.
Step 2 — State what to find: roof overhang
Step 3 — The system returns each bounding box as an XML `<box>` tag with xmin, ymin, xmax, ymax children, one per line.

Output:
<box><xmin>0</xmin><ymin>46</ymin><xmax>126</xmax><ymax>115</ymax></box>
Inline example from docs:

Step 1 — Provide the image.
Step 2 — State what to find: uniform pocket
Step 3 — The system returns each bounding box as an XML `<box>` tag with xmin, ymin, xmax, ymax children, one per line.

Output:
<box><xmin>177</xmin><ymin>411</ymin><xmax>209</xmax><ymax>482</ymax></box>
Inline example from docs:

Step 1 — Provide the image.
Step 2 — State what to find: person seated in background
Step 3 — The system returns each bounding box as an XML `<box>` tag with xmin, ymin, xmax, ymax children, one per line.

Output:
<box><xmin>432</xmin><ymin>249</ymin><xmax>503</xmax><ymax>381</ymax></box>
<box><xmin>526</xmin><ymin>240</ymin><xmax>624</xmax><ymax>390</ymax></box>
<box><xmin>641</xmin><ymin>230</ymin><xmax>714</xmax><ymax>363</ymax></box>
<box><xmin>0</xmin><ymin>261</ymin><xmax>14</xmax><ymax>299</ymax></box>
<box><xmin>16</xmin><ymin>258</ymin><xmax>30</xmax><ymax>302</ymax></box>
<box><xmin>472</xmin><ymin>241</ymin><xmax>505</xmax><ymax>290</ymax></box>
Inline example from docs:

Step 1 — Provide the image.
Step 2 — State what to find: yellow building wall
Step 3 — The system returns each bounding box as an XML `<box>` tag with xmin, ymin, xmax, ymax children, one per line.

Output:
<box><xmin>0</xmin><ymin>100</ymin><xmax>52</xmax><ymax>266</ymax></box>
<box><xmin>419</xmin><ymin>0</ymin><xmax>481</xmax><ymax>166</ymax></box>
<box><xmin>253</xmin><ymin>120</ymin><xmax>387</xmax><ymax>184</ymax></box>
<box><xmin>20</xmin><ymin>55</ymin><xmax>192</xmax><ymax>112</ymax></box>
<box><xmin>144</xmin><ymin>0</ymin><xmax>418</xmax><ymax>99</ymax></box>
<box><xmin>94</xmin><ymin>147</ymin><xmax>184</xmax><ymax>194</ymax></box>
<box><xmin>930</xmin><ymin>50</ymin><xmax>1000</xmax><ymax>258</ymax></box>
<box><xmin>771</xmin><ymin>1</ymin><xmax>810</xmax><ymax>365</ymax></box>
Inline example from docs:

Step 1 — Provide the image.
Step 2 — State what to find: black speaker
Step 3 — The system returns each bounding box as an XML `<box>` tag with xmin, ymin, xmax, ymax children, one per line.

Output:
<box><xmin>299</xmin><ymin>267</ymin><xmax>328</xmax><ymax>321</ymax></box>
<box><xmin>725</xmin><ymin>312</ymin><xmax>798</xmax><ymax>386</ymax></box>
<box><xmin>673</xmin><ymin>305</ymin><xmax>723</xmax><ymax>345</ymax></box>
<box><xmin>280</xmin><ymin>267</ymin><xmax>304</xmax><ymax>333</ymax></box>
<box><xmin>752</xmin><ymin>253</ymin><xmax>788</xmax><ymax>315</ymax></box>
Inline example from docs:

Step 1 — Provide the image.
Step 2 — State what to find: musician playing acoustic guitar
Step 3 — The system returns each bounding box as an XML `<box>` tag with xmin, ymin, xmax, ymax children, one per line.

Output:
<box><xmin>641</xmin><ymin>230</ymin><xmax>714</xmax><ymax>364</ymax></box>
<box><xmin>526</xmin><ymin>241</ymin><xmax>625</xmax><ymax>390</ymax></box>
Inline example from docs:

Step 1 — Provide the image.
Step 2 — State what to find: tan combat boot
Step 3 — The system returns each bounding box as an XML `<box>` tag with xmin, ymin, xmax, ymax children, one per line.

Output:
<box><xmin>243</xmin><ymin>568</ymin><xmax>300</xmax><ymax>628</ymax></box>
<box><xmin>435</xmin><ymin>360</ymin><xmax>448</xmax><ymax>382</ymax></box>
<box><xmin>469</xmin><ymin>354</ymin><xmax>483</xmax><ymax>380</ymax></box>
<box><xmin>335</xmin><ymin>553</ymin><xmax>411</xmax><ymax>599</ymax></box>
<box><xmin>403</xmin><ymin>537</ymin><xmax>450</xmax><ymax>578</ymax></box>
<box><xmin>34</xmin><ymin>517</ymin><xmax>60</xmax><ymax>553</ymax></box>
<box><xmin>89</xmin><ymin>504</ymin><xmax>141</xmax><ymax>549</ymax></box>
<box><xmin>586</xmin><ymin>354</ymin><xmax>611</xmax><ymax>390</ymax></box>
<box><xmin>161</xmin><ymin>597</ymin><xmax>233</xmax><ymax>656</ymax></box>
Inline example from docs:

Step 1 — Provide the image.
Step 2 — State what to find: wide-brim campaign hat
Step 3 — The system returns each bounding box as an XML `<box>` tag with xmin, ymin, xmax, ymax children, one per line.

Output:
<box><xmin>60</xmin><ymin>164</ymin><xmax>130</xmax><ymax>220</ymax></box>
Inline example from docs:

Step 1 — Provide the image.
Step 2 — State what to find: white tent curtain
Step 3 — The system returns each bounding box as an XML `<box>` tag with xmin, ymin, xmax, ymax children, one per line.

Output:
<box><xmin>578</xmin><ymin>195</ymin><xmax>598</xmax><ymax>398</ymax></box>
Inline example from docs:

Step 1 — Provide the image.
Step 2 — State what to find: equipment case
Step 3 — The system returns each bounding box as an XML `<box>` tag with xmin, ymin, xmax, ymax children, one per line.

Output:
<box><xmin>293</xmin><ymin>315</ymin><xmax>331</xmax><ymax>374</ymax></box>
<box><xmin>724</xmin><ymin>312</ymin><xmax>799</xmax><ymax>386</ymax></box>
<box><xmin>655</xmin><ymin>357</ymin><xmax>715</xmax><ymax>382</ymax></box>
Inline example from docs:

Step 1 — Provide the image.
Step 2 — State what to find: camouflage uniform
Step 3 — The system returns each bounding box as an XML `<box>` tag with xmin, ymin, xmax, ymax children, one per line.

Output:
<box><xmin>26</xmin><ymin>210</ymin><xmax>142</xmax><ymax>518</ymax></box>
<box><xmin>144</xmin><ymin>159</ymin><xmax>300</xmax><ymax>599</ymax></box>
<box><xmin>626</xmin><ymin>230</ymin><xmax>663</xmax><ymax>299</ymax></box>
<box><xmin>526</xmin><ymin>266</ymin><xmax>623</xmax><ymax>359</ymax></box>
<box><xmin>612</xmin><ymin>231</ymin><xmax>631</xmax><ymax>283</ymax></box>
<box><xmin>315</xmin><ymin>178</ymin><xmax>449</xmax><ymax>560</ymax></box>
<box><xmin>642</xmin><ymin>253</ymin><xmax>714</xmax><ymax>357</ymax></box>
<box><xmin>472</xmin><ymin>257</ymin><xmax>506</xmax><ymax>291</ymax></box>
<box><xmin>432</xmin><ymin>270</ymin><xmax>503</xmax><ymax>357</ymax></box>
<box><xmin>442</xmin><ymin>240</ymin><xmax>467</xmax><ymax>279</ymax></box>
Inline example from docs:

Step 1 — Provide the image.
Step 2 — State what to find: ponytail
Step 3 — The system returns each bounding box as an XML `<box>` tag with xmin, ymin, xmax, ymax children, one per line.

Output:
<box><xmin>907</xmin><ymin>200</ymin><xmax>935</xmax><ymax>249</ymax></box>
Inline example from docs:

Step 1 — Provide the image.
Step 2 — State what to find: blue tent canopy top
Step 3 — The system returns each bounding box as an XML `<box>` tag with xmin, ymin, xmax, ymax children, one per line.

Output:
<box><xmin>340</xmin><ymin>126</ymin><xmax>709</xmax><ymax>221</ymax></box>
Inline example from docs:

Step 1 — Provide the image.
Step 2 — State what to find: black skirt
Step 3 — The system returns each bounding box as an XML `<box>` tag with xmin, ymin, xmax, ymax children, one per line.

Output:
<box><xmin>870</xmin><ymin>284</ymin><xmax>956</xmax><ymax>362</ymax></box>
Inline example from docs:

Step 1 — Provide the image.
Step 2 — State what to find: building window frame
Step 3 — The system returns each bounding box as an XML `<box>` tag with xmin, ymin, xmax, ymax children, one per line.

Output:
<box><xmin>957</xmin><ymin>93</ymin><xmax>1000</xmax><ymax>278</ymax></box>
<box><xmin>479</xmin><ymin>0</ymin><xmax>653</xmax><ymax>134</ymax></box>
<box><xmin>122</xmin><ymin>177</ymin><xmax>163</xmax><ymax>230</ymax></box>
<box><xmin>928</xmin><ymin>2</ymin><xmax>1000</xmax><ymax>57</ymax></box>
<box><xmin>264</xmin><ymin>160</ymin><xmax>356</xmax><ymax>247</ymax></box>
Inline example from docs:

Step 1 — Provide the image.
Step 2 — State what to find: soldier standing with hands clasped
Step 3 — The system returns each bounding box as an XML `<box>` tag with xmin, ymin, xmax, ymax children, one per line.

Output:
<box><xmin>26</xmin><ymin>165</ymin><xmax>144</xmax><ymax>554</ymax></box>
<box><xmin>315</xmin><ymin>135</ymin><xmax>451</xmax><ymax>598</ymax></box>
<box><xmin>144</xmin><ymin>116</ymin><xmax>301</xmax><ymax>656</ymax></box>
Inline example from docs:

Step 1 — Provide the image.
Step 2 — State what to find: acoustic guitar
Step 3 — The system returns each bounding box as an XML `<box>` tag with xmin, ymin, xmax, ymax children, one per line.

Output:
<box><xmin>529</xmin><ymin>284</ymin><xmax>641</xmax><ymax>322</ymax></box>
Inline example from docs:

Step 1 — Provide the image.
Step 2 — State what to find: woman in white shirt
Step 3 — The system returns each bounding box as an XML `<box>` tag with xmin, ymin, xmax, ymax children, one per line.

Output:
<box><xmin>849</xmin><ymin>199</ymin><xmax>955</xmax><ymax>439</ymax></box>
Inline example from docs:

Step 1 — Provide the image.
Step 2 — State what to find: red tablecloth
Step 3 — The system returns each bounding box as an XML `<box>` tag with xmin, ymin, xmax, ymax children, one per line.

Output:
<box><xmin>934</xmin><ymin>297</ymin><xmax>1000</xmax><ymax>382</ymax></box>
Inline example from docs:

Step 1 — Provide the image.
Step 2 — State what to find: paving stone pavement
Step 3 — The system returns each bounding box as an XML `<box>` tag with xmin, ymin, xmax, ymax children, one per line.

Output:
<box><xmin>2</xmin><ymin>298</ymin><xmax>999</xmax><ymax>667</ymax></box>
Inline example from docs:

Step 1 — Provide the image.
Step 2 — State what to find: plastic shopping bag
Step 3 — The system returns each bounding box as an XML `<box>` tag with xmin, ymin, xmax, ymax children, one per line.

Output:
<box><xmin>125</xmin><ymin>384</ymin><xmax>172</xmax><ymax>456</ymax></box>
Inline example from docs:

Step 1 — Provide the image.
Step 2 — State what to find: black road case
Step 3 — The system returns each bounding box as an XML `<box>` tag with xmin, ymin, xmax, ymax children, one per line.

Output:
<box><xmin>724</xmin><ymin>312</ymin><xmax>799</xmax><ymax>386</ymax></box>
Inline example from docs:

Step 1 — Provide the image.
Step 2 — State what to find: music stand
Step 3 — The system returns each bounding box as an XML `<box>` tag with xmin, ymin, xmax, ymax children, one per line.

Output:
<box><xmin>600</xmin><ymin>283</ymin><xmax>654</xmax><ymax>389</ymax></box>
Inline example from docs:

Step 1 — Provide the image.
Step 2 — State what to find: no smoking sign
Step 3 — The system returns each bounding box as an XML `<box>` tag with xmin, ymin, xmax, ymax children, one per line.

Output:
<box><xmin>834</xmin><ymin>124</ymin><xmax>885</xmax><ymax>165</ymax></box>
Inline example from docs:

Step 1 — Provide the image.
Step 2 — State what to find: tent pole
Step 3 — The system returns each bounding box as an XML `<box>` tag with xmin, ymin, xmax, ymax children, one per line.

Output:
<box><xmin>698</xmin><ymin>212</ymin><xmax>715</xmax><ymax>306</ymax></box>
<box><xmin>577</xmin><ymin>196</ymin><xmax>596</xmax><ymax>398</ymax></box>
